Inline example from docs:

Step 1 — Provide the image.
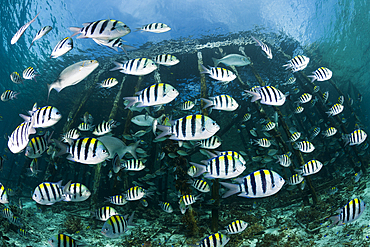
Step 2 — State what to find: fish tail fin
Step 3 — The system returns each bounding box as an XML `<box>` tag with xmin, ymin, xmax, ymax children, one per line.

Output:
<box><xmin>127</xmin><ymin>211</ymin><xmax>136</xmax><ymax>227</ymax></box>
<box><xmin>62</xmin><ymin>180</ymin><xmax>72</xmax><ymax>195</ymax></box>
<box><xmin>155</xmin><ymin>125</ymin><xmax>171</xmax><ymax>140</ymax></box>
<box><xmin>110</xmin><ymin>61</ymin><xmax>123</xmax><ymax>71</ymax></box>
<box><xmin>13</xmin><ymin>92</ymin><xmax>20</xmax><ymax>99</ymax></box>
<box><xmin>19</xmin><ymin>114</ymin><xmax>31</xmax><ymax>122</ymax></box>
<box><xmin>244</xmin><ymin>90</ymin><xmax>261</xmax><ymax>102</ymax></box>
<box><xmin>68</xmin><ymin>27</ymin><xmax>81</xmax><ymax>38</ymax></box>
<box><xmin>200</xmin><ymin>98</ymin><xmax>214</xmax><ymax>109</ymax></box>
<box><xmin>307</xmin><ymin>75</ymin><xmax>316</xmax><ymax>82</ymax></box>
<box><xmin>212</xmin><ymin>57</ymin><xmax>220</xmax><ymax>67</ymax></box>
<box><xmin>189</xmin><ymin>162</ymin><xmax>207</xmax><ymax>177</ymax></box>
<box><xmin>47</xmin><ymin>84</ymin><xmax>52</xmax><ymax>102</ymax></box>
<box><xmin>328</xmin><ymin>215</ymin><xmax>340</xmax><ymax>228</ymax></box>
<box><xmin>28</xmin><ymin>42</ymin><xmax>34</xmax><ymax>50</ymax></box>
<box><xmin>127</xmin><ymin>141</ymin><xmax>140</xmax><ymax>159</ymax></box>
<box><xmin>220</xmin><ymin>182</ymin><xmax>241</xmax><ymax>198</ymax></box>
<box><xmin>342</xmin><ymin>134</ymin><xmax>350</xmax><ymax>146</ymax></box>
<box><xmin>52</xmin><ymin>139</ymin><xmax>68</xmax><ymax>157</ymax></box>
<box><xmin>200</xmin><ymin>64</ymin><xmax>209</xmax><ymax>74</ymax></box>
<box><xmin>122</xmin><ymin>97</ymin><xmax>138</xmax><ymax>109</ymax></box>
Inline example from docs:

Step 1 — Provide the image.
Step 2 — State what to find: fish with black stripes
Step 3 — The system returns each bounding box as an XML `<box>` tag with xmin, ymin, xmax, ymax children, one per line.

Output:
<box><xmin>189</xmin><ymin>232</ymin><xmax>230</xmax><ymax>247</ymax></box>
<box><xmin>343</xmin><ymin>129</ymin><xmax>367</xmax><ymax>146</ymax></box>
<box><xmin>290</xmin><ymin>132</ymin><xmax>301</xmax><ymax>142</ymax></box>
<box><xmin>159</xmin><ymin>201</ymin><xmax>173</xmax><ymax>213</ymax></box>
<box><xmin>220</xmin><ymin>169</ymin><xmax>285</xmax><ymax>198</ymax></box>
<box><xmin>11</xmin><ymin>12</ymin><xmax>40</xmax><ymax>45</ymax></box>
<box><xmin>20</xmin><ymin>104</ymin><xmax>62</xmax><ymax>128</ymax></box>
<box><xmin>153</xmin><ymin>54</ymin><xmax>180</xmax><ymax>66</ymax></box>
<box><xmin>2</xmin><ymin>208</ymin><xmax>13</xmax><ymax>219</ymax></box>
<box><xmin>295</xmin><ymin>160</ymin><xmax>323</xmax><ymax>176</ymax></box>
<box><xmin>50</xmin><ymin>37</ymin><xmax>73</xmax><ymax>58</ymax></box>
<box><xmin>62</xmin><ymin>129</ymin><xmax>80</xmax><ymax>143</ymax></box>
<box><xmin>10</xmin><ymin>72</ymin><xmax>23</xmax><ymax>84</ymax></box>
<box><xmin>95</xmin><ymin>206</ymin><xmax>118</xmax><ymax>221</ymax></box>
<box><xmin>92</xmin><ymin>37</ymin><xmax>134</xmax><ymax>54</ymax></box>
<box><xmin>123</xmin><ymin>186</ymin><xmax>152</xmax><ymax>201</ymax></box>
<box><xmin>98</xmin><ymin>78</ymin><xmax>119</xmax><ymax>88</ymax></box>
<box><xmin>201</xmin><ymin>94</ymin><xmax>239</xmax><ymax>112</ymax></box>
<box><xmin>294</xmin><ymin>106</ymin><xmax>304</xmax><ymax>114</ymax></box>
<box><xmin>32</xmin><ymin>180</ymin><xmax>71</xmax><ymax>205</ymax></box>
<box><xmin>53</xmin><ymin>137</ymin><xmax>109</xmax><ymax>165</ymax></box>
<box><xmin>200</xmin><ymin>65</ymin><xmax>236</xmax><ymax>84</ymax></box>
<box><xmin>323</xmin><ymin>127</ymin><xmax>337</xmax><ymax>137</ymax></box>
<box><xmin>23</xmin><ymin>67</ymin><xmax>38</xmax><ymax>81</ymax></box>
<box><xmin>29</xmin><ymin>25</ymin><xmax>52</xmax><ymax>49</ymax></box>
<box><xmin>190</xmin><ymin>154</ymin><xmax>246</xmax><ymax>179</ymax></box>
<box><xmin>180</xmin><ymin>100</ymin><xmax>196</xmax><ymax>110</ymax></box>
<box><xmin>8</xmin><ymin>120</ymin><xmax>36</xmax><ymax>154</ymax></box>
<box><xmin>294</xmin><ymin>141</ymin><xmax>315</xmax><ymax>153</ymax></box>
<box><xmin>308</xmin><ymin>67</ymin><xmax>332</xmax><ymax>82</ymax></box>
<box><xmin>106</xmin><ymin>195</ymin><xmax>128</xmax><ymax>206</ymax></box>
<box><xmin>310</xmin><ymin>127</ymin><xmax>321</xmax><ymax>140</ymax></box>
<box><xmin>110</xmin><ymin>58</ymin><xmax>157</xmax><ymax>76</ymax></box>
<box><xmin>251</xmin><ymin>36</ymin><xmax>272</xmax><ymax>59</ymax></box>
<box><xmin>220</xmin><ymin>220</ymin><xmax>248</xmax><ymax>234</ymax></box>
<box><xmin>18</xmin><ymin>228</ymin><xmax>29</xmax><ymax>238</ymax></box>
<box><xmin>1</xmin><ymin>90</ymin><xmax>19</xmax><ymax>102</ymax></box>
<box><xmin>123</xmin><ymin>83</ymin><xmax>179</xmax><ymax>109</ymax></box>
<box><xmin>288</xmin><ymin>174</ymin><xmax>304</xmax><ymax>186</ymax></box>
<box><xmin>70</xmin><ymin>19</ymin><xmax>131</xmax><ymax>39</ymax></box>
<box><xmin>48</xmin><ymin>233</ymin><xmax>87</xmax><ymax>247</ymax></box>
<box><xmin>136</xmin><ymin>23</ymin><xmax>171</xmax><ymax>33</ymax></box>
<box><xmin>283</xmin><ymin>55</ymin><xmax>310</xmax><ymax>72</ymax></box>
<box><xmin>8</xmin><ymin>215</ymin><xmax>23</xmax><ymax>227</ymax></box>
<box><xmin>101</xmin><ymin>212</ymin><xmax>135</xmax><ymax>238</ymax></box>
<box><xmin>93</xmin><ymin>119</ymin><xmax>118</xmax><ymax>136</ymax></box>
<box><xmin>197</xmin><ymin>136</ymin><xmax>222</xmax><ymax>149</ymax></box>
<box><xmin>78</xmin><ymin>122</ymin><xmax>94</xmax><ymax>131</ymax></box>
<box><xmin>327</xmin><ymin>103</ymin><xmax>344</xmax><ymax>117</ymax></box>
<box><xmin>63</xmin><ymin>183</ymin><xmax>91</xmax><ymax>202</ymax></box>
<box><xmin>262</xmin><ymin>121</ymin><xmax>275</xmax><ymax>131</ymax></box>
<box><xmin>188</xmin><ymin>178</ymin><xmax>210</xmax><ymax>193</ymax></box>
<box><xmin>121</xmin><ymin>159</ymin><xmax>145</xmax><ymax>171</ymax></box>
<box><xmin>276</xmin><ymin>153</ymin><xmax>291</xmax><ymax>167</ymax></box>
<box><xmin>297</xmin><ymin>93</ymin><xmax>312</xmax><ymax>104</ymax></box>
<box><xmin>329</xmin><ymin>198</ymin><xmax>366</xmax><ymax>228</ymax></box>
<box><xmin>253</xmin><ymin>138</ymin><xmax>271</xmax><ymax>148</ymax></box>
<box><xmin>179</xmin><ymin>194</ymin><xmax>202</xmax><ymax>206</ymax></box>
<box><xmin>25</xmin><ymin>131</ymin><xmax>53</xmax><ymax>158</ymax></box>
<box><xmin>245</xmin><ymin>86</ymin><xmax>286</xmax><ymax>106</ymax></box>
<box><xmin>0</xmin><ymin>183</ymin><xmax>9</xmax><ymax>204</ymax></box>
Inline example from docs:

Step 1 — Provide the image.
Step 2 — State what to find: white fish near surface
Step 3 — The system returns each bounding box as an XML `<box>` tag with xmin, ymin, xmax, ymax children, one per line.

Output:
<box><xmin>123</xmin><ymin>83</ymin><xmax>179</xmax><ymax>109</ymax></box>
<box><xmin>283</xmin><ymin>55</ymin><xmax>310</xmax><ymax>72</ymax></box>
<box><xmin>294</xmin><ymin>141</ymin><xmax>315</xmax><ymax>153</ymax></box>
<box><xmin>137</xmin><ymin>23</ymin><xmax>171</xmax><ymax>33</ymax></box>
<box><xmin>343</xmin><ymin>129</ymin><xmax>367</xmax><ymax>146</ymax></box>
<box><xmin>20</xmin><ymin>105</ymin><xmax>62</xmax><ymax>128</ymax></box>
<box><xmin>327</xmin><ymin>103</ymin><xmax>344</xmax><ymax>117</ymax></box>
<box><xmin>69</xmin><ymin>19</ymin><xmax>131</xmax><ymax>39</ymax></box>
<box><xmin>110</xmin><ymin>58</ymin><xmax>157</xmax><ymax>76</ymax></box>
<box><xmin>50</xmin><ymin>37</ymin><xmax>73</xmax><ymax>58</ymax></box>
<box><xmin>8</xmin><ymin>120</ymin><xmax>36</xmax><ymax>154</ymax></box>
<box><xmin>201</xmin><ymin>94</ymin><xmax>239</xmax><ymax>112</ymax></box>
<box><xmin>308</xmin><ymin>67</ymin><xmax>332</xmax><ymax>82</ymax></box>
<box><xmin>29</xmin><ymin>25</ymin><xmax>52</xmax><ymax>49</ymax></box>
<box><xmin>155</xmin><ymin>114</ymin><xmax>220</xmax><ymax>141</ymax></box>
<box><xmin>245</xmin><ymin>86</ymin><xmax>286</xmax><ymax>106</ymax></box>
<box><xmin>98</xmin><ymin>78</ymin><xmax>119</xmax><ymax>88</ymax></box>
<box><xmin>92</xmin><ymin>38</ymin><xmax>133</xmax><ymax>54</ymax></box>
<box><xmin>329</xmin><ymin>198</ymin><xmax>366</xmax><ymax>228</ymax></box>
<box><xmin>220</xmin><ymin>169</ymin><xmax>285</xmax><ymax>198</ymax></box>
<box><xmin>200</xmin><ymin>65</ymin><xmax>236</xmax><ymax>84</ymax></box>
<box><xmin>212</xmin><ymin>54</ymin><xmax>251</xmax><ymax>67</ymax></box>
<box><xmin>11</xmin><ymin>12</ymin><xmax>40</xmax><ymax>45</ymax></box>
<box><xmin>47</xmin><ymin>60</ymin><xmax>99</xmax><ymax>101</ymax></box>
<box><xmin>296</xmin><ymin>160</ymin><xmax>323</xmax><ymax>176</ymax></box>
<box><xmin>251</xmin><ymin>36</ymin><xmax>272</xmax><ymax>59</ymax></box>
<box><xmin>32</xmin><ymin>180</ymin><xmax>71</xmax><ymax>205</ymax></box>
<box><xmin>153</xmin><ymin>54</ymin><xmax>180</xmax><ymax>66</ymax></box>
<box><xmin>10</xmin><ymin>72</ymin><xmax>23</xmax><ymax>84</ymax></box>
<box><xmin>1</xmin><ymin>90</ymin><xmax>19</xmax><ymax>102</ymax></box>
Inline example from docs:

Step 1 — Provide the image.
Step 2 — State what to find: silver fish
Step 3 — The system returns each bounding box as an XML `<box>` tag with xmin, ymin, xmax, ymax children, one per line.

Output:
<box><xmin>212</xmin><ymin>54</ymin><xmax>251</xmax><ymax>67</ymax></box>
<box><xmin>29</xmin><ymin>25</ymin><xmax>52</xmax><ymax>49</ymax></box>
<box><xmin>69</xmin><ymin>19</ymin><xmax>131</xmax><ymax>39</ymax></box>
<box><xmin>11</xmin><ymin>12</ymin><xmax>40</xmax><ymax>45</ymax></box>
<box><xmin>50</xmin><ymin>37</ymin><xmax>73</xmax><ymax>58</ymax></box>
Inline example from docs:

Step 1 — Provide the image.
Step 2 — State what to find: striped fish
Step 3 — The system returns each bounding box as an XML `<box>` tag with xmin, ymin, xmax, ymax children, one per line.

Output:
<box><xmin>296</xmin><ymin>160</ymin><xmax>323</xmax><ymax>176</ymax></box>
<box><xmin>179</xmin><ymin>194</ymin><xmax>202</xmax><ymax>206</ymax></box>
<box><xmin>298</xmin><ymin>93</ymin><xmax>312</xmax><ymax>104</ymax></box>
<box><xmin>290</xmin><ymin>132</ymin><xmax>301</xmax><ymax>142</ymax></box>
<box><xmin>98</xmin><ymin>78</ymin><xmax>118</xmax><ymax>88</ymax></box>
<box><xmin>200</xmin><ymin>65</ymin><xmax>236</xmax><ymax>83</ymax></box>
<box><xmin>251</xmin><ymin>36</ymin><xmax>272</xmax><ymax>59</ymax></box>
<box><xmin>10</xmin><ymin>72</ymin><xmax>23</xmax><ymax>84</ymax></box>
<box><xmin>63</xmin><ymin>183</ymin><xmax>91</xmax><ymax>202</ymax></box>
<box><xmin>29</xmin><ymin>25</ymin><xmax>52</xmax><ymax>49</ymax></box>
<box><xmin>253</xmin><ymin>138</ymin><xmax>271</xmax><ymax>148</ymax></box>
<box><xmin>18</xmin><ymin>228</ymin><xmax>29</xmax><ymax>238</ymax></box>
<box><xmin>188</xmin><ymin>179</ymin><xmax>210</xmax><ymax>193</ymax></box>
<box><xmin>156</xmin><ymin>114</ymin><xmax>220</xmax><ymax>141</ymax></box>
<box><xmin>201</xmin><ymin>95</ymin><xmax>239</xmax><ymax>112</ymax></box>
<box><xmin>123</xmin><ymin>83</ymin><xmax>179</xmax><ymax>109</ymax></box>
<box><xmin>245</xmin><ymin>86</ymin><xmax>286</xmax><ymax>106</ymax></box>
<box><xmin>137</xmin><ymin>23</ymin><xmax>171</xmax><ymax>33</ymax></box>
<box><xmin>8</xmin><ymin>121</ymin><xmax>36</xmax><ymax>154</ymax></box>
<box><xmin>1</xmin><ymin>90</ymin><xmax>19</xmax><ymax>101</ymax></box>
<box><xmin>93</xmin><ymin>119</ymin><xmax>117</xmax><ymax>136</ymax></box>
<box><xmin>295</xmin><ymin>106</ymin><xmax>304</xmax><ymax>114</ymax></box>
<box><xmin>216</xmin><ymin>151</ymin><xmax>246</xmax><ymax>165</ymax></box>
<box><xmin>187</xmin><ymin>165</ymin><xmax>197</xmax><ymax>177</ymax></box>
<box><xmin>323</xmin><ymin>91</ymin><xmax>329</xmax><ymax>102</ymax></box>
<box><xmin>159</xmin><ymin>201</ymin><xmax>173</xmax><ymax>213</ymax></box>
<box><xmin>181</xmin><ymin>100</ymin><xmax>195</xmax><ymax>110</ymax></box>
<box><xmin>190</xmin><ymin>154</ymin><xmax>246</xmax><ymax>179</ymax></box>
<box><xmin>62</xmin><ymin>129</ymin><xmax>80</xmax><ymax>143</ymax></box>
<box><xmin>20</xmin><ymin>105</ymin><xmax>62</xmax><ymax>128</ymax></box>
<box><xmin>329</xmin><ymin>198</ymin><xmax>366</xmax><ymax>228</ymax></box>
<box><xmin>95</xmin><ymin>206</ymin><xmax>118</xmax><ymax>221</ymax></box>
<box><xmin>11</xmin><ymin>12</ymin><xmax>40</xmax><ymax>45</ymax></box>
<box><xmin>313</xmin><ymin>85</ymin><xmax>320</xmax><ymax>93</ymax></box>
<box><xmin>283</xmin><ymin>55</ymin><xmax>310</xmax><ymax>72</ymax></box>
<box><xmin>54</xmin><ymin>137</ymin><xmax>109</xmax><ymax>165</ymax></box>
<box><xmin>154</xmin><ymin>54</ymin><xmax>180</xmax><ymax>66</ymax></box>
<box><xmin>343</xmin><ymin>129</ymin><xmax>367</xmax><ymax>146</ymax></box>
<box><xmin>242</xmin><ymin>113</ymin><xmax>251</xmax><ymax>122</ymax></box>
<box><xmin>294</xmin><ymin>141</ymin><xmax>315</xmax><ymax>153</ymax></box>
<box><xmin>220</xmin><ymin>169</ymin><xmax>285</xmax><ymax>198</ymax></box>
<box><xmin>23</xmin><ymin>67</ymin><xmax>38</xmax><ymax>80</ymax></box>
<box><xmin>221</xmin><ymin>220</ymin><xmax>248</xmax><ymax>234</ymax></box>
<box><xmin>263</xmin><ymin>121</ymin><xmax>275</xmax><ymax>131</ymax></box>
<box><xmin>197</xmin><ymin>136</ymin><xmax>222</xmax><ymax>149</ymax></box>
<box><xmin>101</xmin><ymin>212</ymin><xmax>135</xmax><ymax>238</ymax></box>
<box><xmin>308</xmin><ymin>67</ymin><xmax>332</xmax><ymax>82</ymax></box>
<box><xmin>124</xmin><ymin>186</ymin><xmax>149</xmax><ymax>201</ymax></box>
<box><xmin>288</xmin><ymin>174</ymin><xmax>304</xmax><ymax>185</ymax></box>
<box><xmin>310</xmin><ymin>127</ymin><xmax>321</xmax><ymax>140</ymax></box>
<box><xmin>50</xmin><ymin>37</ymin><xmax>73</xmax><ymax>58</ymax></box>
<box><xmin>92</xmin><ymin>37</ymin><xmax>132</xmax><ymax>53</ymax></box>
<box><xmin>0</xmin><ymin>183</ymin><xmax>9</xmax><ymax>204</ymax></box>
<box><xmin>32</xmin><ymin>180</ymin><xmax>71</xmax><ymax>205</ymax></box>
<box><xmin>69</xmin><ymin>19</ymin><xmax>131</xmax><ymax>39</ymax></box>
<box><xmin>121</xmin><ymin>159</ymin><xmax>145</xmax><ymax>171</ymax></box>
<box><xmin>105</xmin><ymin>195</ymin><xmax>128</xmax><ymax>206</ymax></box>
<box><xmin>192</xmin><ymin>233</ymin><xmax>230</xmax><ymax>247</ymax></box>
<box><xmin>276</xmin><ymin>154</ymin><xmax>291</xmax><ymax>167</ymax></box>
<box><xmin>48</xmin><ymin>233</ymin><xmax>83</xmax><ymax>247</ymax></box>
<box><xmin>282</xmin><ymin>76</ymin><xmax>296</xmax><ymax>86</ymax></box>
<box><xmin>8</xmin><ymin>216</ymin><xmax>23</xmax><ymax>227</ymax></box>
<box><xmin>25</xmin><ymin>132</ymin><xmax>52</xmax><ymax>158</ymax></box>
<box><xmin>323</xmin><ymin>127</ymin><xmax>337</xmax><ymax>137</ymax></box>
<box><xmin>338</xmin><ymin>95</ymin><xmax>344</xmax><ymax>104</ymax></box>
<box><xmin>2</xmin><ymin>208</ymin><xmax>13</xmax><ymax>219</ymax></box>
<box><xmin>111</xmin><ymin>58</ymin><xmax>157</xmax><ymax>76</ymax></box>
<box><xmin>327</xmin><ymin>103</ymin><xmax>344</xmax><ymax>117</ymax></box>
<box><xmin>78</xmin><ymin>122</ymin><xmax>94</xmax><ymax>131</ymax></box>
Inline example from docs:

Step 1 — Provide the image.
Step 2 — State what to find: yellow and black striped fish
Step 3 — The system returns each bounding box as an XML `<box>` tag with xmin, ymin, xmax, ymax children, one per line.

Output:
<box><xmin>0</xmin><ymin>182</ymin><xmax>8</xmax><ymax>204</ymax></box>
<box><xmin>32</xmin><ymin>180</ymin><xmax>71</xmax><ymax>205</ymax></box>
<box><xmin>193</xmin><ymin>232</ymin><xmax>230</xmax><ymax>247</ymax></box>
<box><xmin>95</xmin><ymin>206</ymin><xmax>118</xmax><ymax>221</ymax></box>
<box><xmin>221</xmin><ymin>220</ymin><xmax>248</xmax><ymax>234</ymax></box>
<box><xmin>48</xmin><ymin>233</ymin><xmax>82</xmax><ymax>247</ymax></box>
<box><xmin>101</xmin><ymin>212</ymin><xmax>135</xmax><ymax>238</ymax></box>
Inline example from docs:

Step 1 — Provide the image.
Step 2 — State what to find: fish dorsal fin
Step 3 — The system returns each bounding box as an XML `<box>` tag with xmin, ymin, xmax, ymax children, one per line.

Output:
<box><xmin>82</xmin><ymin>22</ymin><xmax>91</xmax><ymax>27</ymax></box>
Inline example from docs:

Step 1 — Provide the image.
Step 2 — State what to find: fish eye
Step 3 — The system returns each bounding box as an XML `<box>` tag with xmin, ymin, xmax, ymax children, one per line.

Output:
<box><xmin>202</xmin><ymin>127</ymin><xmax>206</xmax><ymax>131</ymax></box>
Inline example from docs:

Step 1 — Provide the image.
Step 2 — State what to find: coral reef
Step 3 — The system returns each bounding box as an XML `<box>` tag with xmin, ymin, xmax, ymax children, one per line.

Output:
<box><xmin>63</xmin><ymin>216</ymin><xmax>83</xmax><ymax>234</ymax></box>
